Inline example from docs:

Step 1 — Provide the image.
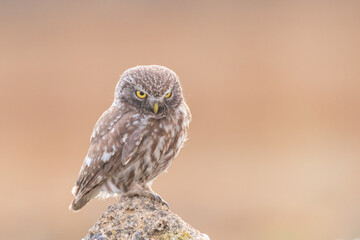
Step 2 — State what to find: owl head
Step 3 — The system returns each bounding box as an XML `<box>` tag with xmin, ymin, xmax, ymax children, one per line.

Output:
<box><xmin>114</xmin><ymin>65</ymin><xmax>184</xmax><ymax>118</ymax></box>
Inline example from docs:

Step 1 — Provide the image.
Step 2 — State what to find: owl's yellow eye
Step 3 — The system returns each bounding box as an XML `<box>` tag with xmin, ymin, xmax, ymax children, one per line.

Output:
<box><xmin>165</xmin><ymin>91</ymin><xmax>172</xmax><ymax>98</ymax></box>
<box><xmin>136</xmin><ymin>90</ymin><xmax>147</xmax><ymax>99</ymax></box>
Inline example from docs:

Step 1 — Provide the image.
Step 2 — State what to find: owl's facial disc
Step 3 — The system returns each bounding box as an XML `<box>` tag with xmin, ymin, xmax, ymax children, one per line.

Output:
<box><xmin>116</xmin><ymin>66</ymin><xmax>182</xmax><ymax>118</ymax></box>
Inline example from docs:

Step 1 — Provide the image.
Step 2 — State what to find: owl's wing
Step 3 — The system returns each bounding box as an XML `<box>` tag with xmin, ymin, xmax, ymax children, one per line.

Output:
<box><xmin>71</xmin><ymin>106</ymin><xmax>147</xmax><ymax>210</ymax></box>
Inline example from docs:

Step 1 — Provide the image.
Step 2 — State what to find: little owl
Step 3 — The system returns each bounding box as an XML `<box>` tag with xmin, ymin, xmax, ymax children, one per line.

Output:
<box><xmin>70</xmin><ymin>65</ymin><xmax>191</xmax><ymax>211</ymax></box>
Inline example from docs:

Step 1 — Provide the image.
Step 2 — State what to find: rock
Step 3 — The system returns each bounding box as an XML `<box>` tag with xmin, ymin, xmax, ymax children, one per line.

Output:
<box><xmin>83</xmin><ymin>195</ymin><xmax>210</xmax><ymax>240</ymax></box>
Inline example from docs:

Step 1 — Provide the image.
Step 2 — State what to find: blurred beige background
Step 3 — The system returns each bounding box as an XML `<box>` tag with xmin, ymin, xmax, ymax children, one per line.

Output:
<box><xmin>1</xmin><ymin>1</ymin><xmax>360</xmax><ymax>239</ymax></box>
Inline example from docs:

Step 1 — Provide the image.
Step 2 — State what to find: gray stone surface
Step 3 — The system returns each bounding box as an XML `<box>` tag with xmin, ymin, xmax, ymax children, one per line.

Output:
<box><xmin>83</xmin><ymin>196</ymin><xmax>210</xmax><ymax>240</ymax></box>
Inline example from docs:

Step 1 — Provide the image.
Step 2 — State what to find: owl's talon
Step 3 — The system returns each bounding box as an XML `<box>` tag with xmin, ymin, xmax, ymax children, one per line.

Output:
<box><xmin>147</xmin><ymin>192</ymin><xmax>170</xmax><ymax>208</ymax></box>
<box><xmin>162</xmin><ymin>200</ymin><xmax>170</xmax><ymax>209</ymax></box>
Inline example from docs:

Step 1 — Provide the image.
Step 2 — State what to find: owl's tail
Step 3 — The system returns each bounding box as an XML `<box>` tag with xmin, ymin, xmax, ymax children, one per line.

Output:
<box><xmin>69</xmin><ymin>186</ymin><xmax>99</xmax><ymax>212</ymax></box>
<box><xmin>69</xmin><ymin>195</ymin><xmax>90</xmax><ymax>211</ymax></box>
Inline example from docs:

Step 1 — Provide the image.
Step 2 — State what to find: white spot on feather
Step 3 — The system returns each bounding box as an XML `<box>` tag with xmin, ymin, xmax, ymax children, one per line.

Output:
<box><xmin>85</xmin><ymin>156</ymin><xmax>92</xmax><ymax>166</ymax></box>
<box><xmin>102</xmin><ymin>152</ymin><xmax>112</xmax><ymax>162</ymax></box>
<box><xmin>163</xmin><ymin>123</ymin><xmax>171</xmax><ymax>132</ymax></box>
<box><xmin>132</xmin><ymin>120</ymin><xmax>139</xmax><ymax>126</ymax></box>
<box><xmin>122</xmin><ymin>133</ymin><xmax>128</xmax><ymax>143</ymax></box>
<box><xmin>71</xmin><ymin>186</ymin><xmax>78</xmax><ymax>196</ymax></box>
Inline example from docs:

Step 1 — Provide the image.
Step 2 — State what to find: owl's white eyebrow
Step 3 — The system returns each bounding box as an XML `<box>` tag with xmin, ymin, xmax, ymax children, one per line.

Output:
<box><xmin>134</xmin><ymin>88</ymin><xmax>148</xmax><ymax>94</ymax></box>
<box><xmin>162</xmin><ymin>89</ymin><xmax>172</xmax><ymax>97</ymax></box>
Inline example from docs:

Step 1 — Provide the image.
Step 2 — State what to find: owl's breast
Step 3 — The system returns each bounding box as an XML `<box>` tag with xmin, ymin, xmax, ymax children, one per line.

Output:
<box><xmin>132</xmin><ymin>108</ymin><xmax>190</xmax><ymax>183</ymax></box>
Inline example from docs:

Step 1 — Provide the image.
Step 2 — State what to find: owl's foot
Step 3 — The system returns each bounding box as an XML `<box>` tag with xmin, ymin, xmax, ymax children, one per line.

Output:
<box><xmin>147</xmin><ymin>192</ymin><xmax>169</xmax><ymax>209</ymax></box>
<box><xmin>122</xmin><ymin>190</ymin><xmax>169</xmax><ymax>208</ymax></box>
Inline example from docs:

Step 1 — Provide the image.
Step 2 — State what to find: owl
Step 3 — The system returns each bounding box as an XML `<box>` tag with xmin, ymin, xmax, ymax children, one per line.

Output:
<box><xmin>70</xmin><ymin>65</ymin><xmax>191</xmax><ymax>211</ymax></box>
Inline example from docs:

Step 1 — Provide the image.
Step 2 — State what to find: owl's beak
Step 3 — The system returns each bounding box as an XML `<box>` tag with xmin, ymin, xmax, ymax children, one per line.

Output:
<box><xmin>153</xmin><ymin>102</ymin><xmax>159</xmax><ymax>115</ymax></box>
